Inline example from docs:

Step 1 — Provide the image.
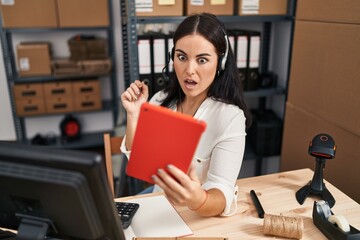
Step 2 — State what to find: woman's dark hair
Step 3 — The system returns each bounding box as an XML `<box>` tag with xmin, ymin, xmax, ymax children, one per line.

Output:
<box><xmin>161</xmin><ymin>13</ymin><xmax>252</xmax><ymax>129</ymax></box>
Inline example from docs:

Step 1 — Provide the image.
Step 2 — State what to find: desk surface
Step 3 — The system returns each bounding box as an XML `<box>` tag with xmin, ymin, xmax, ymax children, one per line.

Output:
<box><xmin>118</xmin><ymin>168</ymin><xmax>360</xmax><ymax>239</ymax></box>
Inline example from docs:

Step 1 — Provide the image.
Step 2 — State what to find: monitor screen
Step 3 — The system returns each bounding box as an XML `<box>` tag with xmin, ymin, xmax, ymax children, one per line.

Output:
<box><xmin>0</xmin><ymin>141</ymin><xmax>125</xmax><ymax>240</ymax></box>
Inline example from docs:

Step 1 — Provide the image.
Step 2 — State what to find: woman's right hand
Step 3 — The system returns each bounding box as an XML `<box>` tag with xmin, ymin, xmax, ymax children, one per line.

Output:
<box><xmin>121</xmin><ymin>80</ymin><xmax>149</xmax><ymax>116</ymax></box>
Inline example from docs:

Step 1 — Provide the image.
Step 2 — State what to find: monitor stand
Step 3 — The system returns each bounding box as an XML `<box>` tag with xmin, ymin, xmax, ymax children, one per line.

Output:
<box><xmin>16</xmin><ymin>216</ymin><xmax>54</xmax><ymax>240</ymax></box>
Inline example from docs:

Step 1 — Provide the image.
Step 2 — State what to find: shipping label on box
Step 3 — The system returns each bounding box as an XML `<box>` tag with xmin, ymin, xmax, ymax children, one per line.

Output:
<box><xmin>186</xmin><ymin>0</ymin><xmax>234</xmax><ymax>16</ymax></box>
<box><xmin>136</xmin><ymin>0</ymin><xmax>183</xmax><ymax>16</ymax></box>
<box><xmin>238</xmin><ymin>0</ymin><xmax>288</xmax><ymax>15</ymax></box>
<box><xmin>136</xmin><ymin>0</ymin><xmax>153</xmax><ymax>12</ymax></box>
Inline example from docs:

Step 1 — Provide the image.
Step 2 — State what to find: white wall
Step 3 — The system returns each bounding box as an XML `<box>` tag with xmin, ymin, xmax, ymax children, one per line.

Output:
<box><xmin>0</xmin><ymin>37</ymin><xmax>16</xmax><ymax>140</ymax></box>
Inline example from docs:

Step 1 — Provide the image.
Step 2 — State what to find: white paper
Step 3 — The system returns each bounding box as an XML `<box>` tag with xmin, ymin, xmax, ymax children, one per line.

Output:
<box><xmin>124</xmin><ymin>226</ymin><xmax>136</xmax><ymax>240</ymax></box>
<box><xmin>124</xmin><ymin>195</ymin><xmax>193</xmax><ymax>238</ymax></box>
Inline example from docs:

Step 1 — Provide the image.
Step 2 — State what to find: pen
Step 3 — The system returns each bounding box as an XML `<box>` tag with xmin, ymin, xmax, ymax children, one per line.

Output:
<box><xmin>250</xmin><ymin>189</ymin><xmax>265</xmax><ymax>219</ymax></box>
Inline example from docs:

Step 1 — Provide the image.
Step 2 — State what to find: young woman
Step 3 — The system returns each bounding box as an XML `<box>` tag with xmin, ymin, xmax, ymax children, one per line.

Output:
<box><xmin>120</xmin><ymin>13</ymin><xmax>251</xmax><ymax>217</ymax></box>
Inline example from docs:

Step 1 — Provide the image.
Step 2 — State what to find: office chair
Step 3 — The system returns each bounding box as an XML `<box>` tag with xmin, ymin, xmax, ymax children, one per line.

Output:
<box><xmin>103</xmin><ymin>133</ymin><xmax>124</xmax><ymax>197</ymax></box>
<box><xmin>103</xmin><ymin>133</ymin><xmax>152</xmax><ymax>197</ymax></box>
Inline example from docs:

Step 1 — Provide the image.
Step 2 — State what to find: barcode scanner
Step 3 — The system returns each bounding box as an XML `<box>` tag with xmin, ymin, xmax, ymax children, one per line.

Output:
<box><xmin>296</xmin><ymin>133</ymin><xmax>337</xmax><ymax>208</ymax></box>
<box><xmin>309</xmin><ymin>134</ymin><xmax>336</xmax><ymax>159</ymax></box>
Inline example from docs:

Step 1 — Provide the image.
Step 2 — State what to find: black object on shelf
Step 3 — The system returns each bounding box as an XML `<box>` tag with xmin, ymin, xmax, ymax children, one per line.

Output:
<box><xmin>247</xmin><ymin>109</ymin><xmax>283</xmax><ymax>157</ymax></box>
<box><xmin>60</xmin><ymin>114</ymin><xmax>82</xmax><ymax>144</ymax></box>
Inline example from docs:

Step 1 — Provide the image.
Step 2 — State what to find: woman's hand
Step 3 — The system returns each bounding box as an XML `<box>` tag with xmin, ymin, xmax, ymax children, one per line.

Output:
<box><xmin>152</xmin><ymin>164</ymin><xmax>207</xmax><ymax>210</ymax></box>
<box><xmin>121</xmin><ymin>80</ymin><xmax>149</xmax><ymax>150</ymax></box>
<box><xmin>121</xmin><ymin>80</ymin><xmax>149</xmax><ymax>117</ymax></box>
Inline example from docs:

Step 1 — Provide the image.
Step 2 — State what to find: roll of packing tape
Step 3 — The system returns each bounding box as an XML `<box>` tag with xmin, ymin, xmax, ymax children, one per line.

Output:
<box><xmin>318</xmin><ymin>200</ymin><xmax>332</xmax><ymax>218</ymax></box>
<box><xmin>328</xmin><ymin>215</ymin><xmax>351</xmax><ymax>232</ymax></box>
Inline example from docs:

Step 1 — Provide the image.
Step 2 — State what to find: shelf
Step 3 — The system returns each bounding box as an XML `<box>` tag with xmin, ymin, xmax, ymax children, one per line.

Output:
<box><xmin>4</xmin><ymin>26</ymin><xmax>112</xmax><ymax>33</ymax></box>
<box><xmin>13</xmin><ymin>73</ymin><xmax>111</xmax><ymax>84</ymax></box>
<box><xmin>27</xmin><ymin>131</ymin><xmax>108</xmax><ymax>149</ymax></box>
<box><xmin>136</xmin><ymin>15</ymin><xmax>294</xmax><ymax>24</ymax></box>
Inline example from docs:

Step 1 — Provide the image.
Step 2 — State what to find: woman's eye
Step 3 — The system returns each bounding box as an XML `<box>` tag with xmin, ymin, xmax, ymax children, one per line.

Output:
<box><xmin>198</xmin><ymin>58</ymin><xmax>208</xmax><ymax>64</ymax></box>
<box><xmin>177</xmin><ymin>54</ymin><xmax>187</xmax><ymax>61</ymax></box>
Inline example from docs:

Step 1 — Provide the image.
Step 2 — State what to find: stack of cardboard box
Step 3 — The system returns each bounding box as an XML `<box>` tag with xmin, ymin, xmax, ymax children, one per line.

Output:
<box><xmin>134</xmin><ymin>0</ymin><xmax>289</xmax><ymax>17</ymax></box>
<box><xmin>13</xmin><ymin>80</ymin><xmax>102</xmax><ymax>116</ymax></box>
<box><xmin>0</xmin><ymin>0</ymin><xmax>109</xmax><ymax>28</ymax></box>
<box><xmin>281</xmin><ymin>0</ymin><xmax>360</xmax><ymax>203</ymax></box>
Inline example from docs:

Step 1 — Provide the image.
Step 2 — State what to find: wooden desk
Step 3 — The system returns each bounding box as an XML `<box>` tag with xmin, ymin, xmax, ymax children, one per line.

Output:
<box><xmin>117</xmin><ymin>168</ymin><xmax>360</xmax><ymax>239</ymax></box>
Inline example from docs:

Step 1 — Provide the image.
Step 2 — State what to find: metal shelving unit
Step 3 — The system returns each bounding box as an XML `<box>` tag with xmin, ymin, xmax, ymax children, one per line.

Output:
<box><xmin>0</xmin><ymin>0</ymin><xmax>118</xmax><ymax>149</ymax></box>
<box><xmin>120</xmin><ymin>0</ymin><xmax>296</xmax><ymax>174</ymax></box>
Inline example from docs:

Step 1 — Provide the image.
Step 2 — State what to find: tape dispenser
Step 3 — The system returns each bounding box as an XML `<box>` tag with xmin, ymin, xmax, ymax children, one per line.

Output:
<box><xmin>313</xmin><ymin>200</ymin><xmax>360</xmax><ymax>240</ymax></box>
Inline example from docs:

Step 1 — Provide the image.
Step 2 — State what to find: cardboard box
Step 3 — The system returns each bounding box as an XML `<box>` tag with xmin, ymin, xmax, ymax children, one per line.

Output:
<box><xmin>57</xmin><ymin>0</ymin><xmax>109</xmax><ymax>27</ymax></box>
<box><xmin>0</xmin><ymin>0</ymin><xmax>58</xmax><ymax>28</ymax></box>
<box><xmin>43</xmin><ymin>81</ymin><xmax>73</xmax><ymax>97</ymax></box>
<box><xmin>186</xmin><ymin>0</ymin><xmax>234</xmax><ymax>16</ymax></box>
<box><xmin>51</xmin><ymin>59</ymin><xmax>82</xmax><ymax>76</ymax></box>
<box><xmin>296</xmin><ymin>0</ymin><xmax>360</xmax><ymax>24</ymax></box>
<box><xmin>281</xmin><ymin>102</ymin><xmax>360</xmax><ymax>203</ymax></box>
<box><xmin>45</xmin><ymin>96</ymin><xmax>74</xmax><ymax>114</ymax></box>
<box><xmin>13</xmin><ymin>83</ymin><xmax>44</xmax><ymax>99</ymax></box>
<box><xmin>13</xmin><ymin>83</ymin><xmax>46</xmax><ymax>116</ymax></box>
<box><xmin>72</xmin><ymin>80</ymin><xmax>101</xmax><ymax>95</ymax></box>
<box><xmin>68</xmin><ymin>37</ymin><xmax>108</xmax><ymax>61</ymax></box>
<box><xmin>73</xmin><ymin>94</ymin><xmax>102</xmax><ymax>112</ymax></box>
<box><xmin>15</xmin><ymin>97</ymin><xmax>46</xmax><ymax>116</ymax></box>
<box><xmin>17</xmin><ymin>43</ymin><xmax>52</xmax><ymax>77</ymax></box>
<box><xmin>238</xmin><ymin>0</ymin><xmax>288</xmax><ymax>16</ymax></box>
<box><xmin>288</xmin><ymin>20</ymin><xmax>360</xmax><ymax>136</ymax></box>
<box><xmin>78</xmin><ymin>59</ymin><xmax>112</xmax><ymax>75</ymax></box>
<box><xmin>136</xmin><ymin>0</ymin><xmax>183</xmax><ymax>17</ymax></box>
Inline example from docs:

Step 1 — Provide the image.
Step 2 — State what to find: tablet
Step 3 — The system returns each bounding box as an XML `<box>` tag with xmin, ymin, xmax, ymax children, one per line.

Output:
<box><xmin>126</xmin><ymin>102</ymin><xmax>206</xmax><ymax>184</ymax></box>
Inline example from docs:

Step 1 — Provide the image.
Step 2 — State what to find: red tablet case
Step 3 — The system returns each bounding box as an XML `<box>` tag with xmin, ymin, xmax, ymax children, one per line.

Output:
<box><xmin>126</xmin><ymin>102</ymin><xmax>207</xmax><ymax>184</ymax></box>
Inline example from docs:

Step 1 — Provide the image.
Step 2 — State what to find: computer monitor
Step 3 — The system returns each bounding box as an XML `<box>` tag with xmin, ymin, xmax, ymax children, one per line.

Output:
<box><xmin>0</xmin><ymin>141</ymin><xmax>125</xmax><ymax>240</ymax></box>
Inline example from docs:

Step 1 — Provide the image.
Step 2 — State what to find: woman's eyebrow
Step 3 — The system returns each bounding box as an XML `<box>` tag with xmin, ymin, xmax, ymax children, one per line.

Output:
<box><xmin>175</xmin><ymin>49</ymin><xmax>212</xmax><ymax>57</ymax></box>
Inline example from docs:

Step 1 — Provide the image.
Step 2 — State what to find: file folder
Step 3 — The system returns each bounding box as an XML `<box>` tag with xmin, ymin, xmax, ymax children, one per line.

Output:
<box><xmin>138</xmin><ymin>34</ymin><xmax>154</xmax><ymax>97</ymax></box>
<box><xmin>245</xmin><ymin>30</ymin><xmax>261</xmax><ymax>91</ymax></box>
<box><xmin>138</xmin><ymin>35</ymin><xmax>152</xmax><ymax>75</ymax></box>
<box><xmin>234</xmin><ymin>30</ymin><xmax>249</xmax><ymax>90</ymax></box>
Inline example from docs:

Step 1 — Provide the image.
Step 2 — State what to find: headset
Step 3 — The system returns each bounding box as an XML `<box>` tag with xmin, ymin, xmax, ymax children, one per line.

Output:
<box><xmin>162</xmin><ymin>27</ymin><xmax>230</xmax><ymax>81</ymax></box>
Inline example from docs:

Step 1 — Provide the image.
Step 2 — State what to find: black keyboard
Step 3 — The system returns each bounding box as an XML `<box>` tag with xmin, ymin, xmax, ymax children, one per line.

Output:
<box><xmin>115</xmin><ymin>202</ymin><xmax>139</xmax><ymax>229</ymax></box>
